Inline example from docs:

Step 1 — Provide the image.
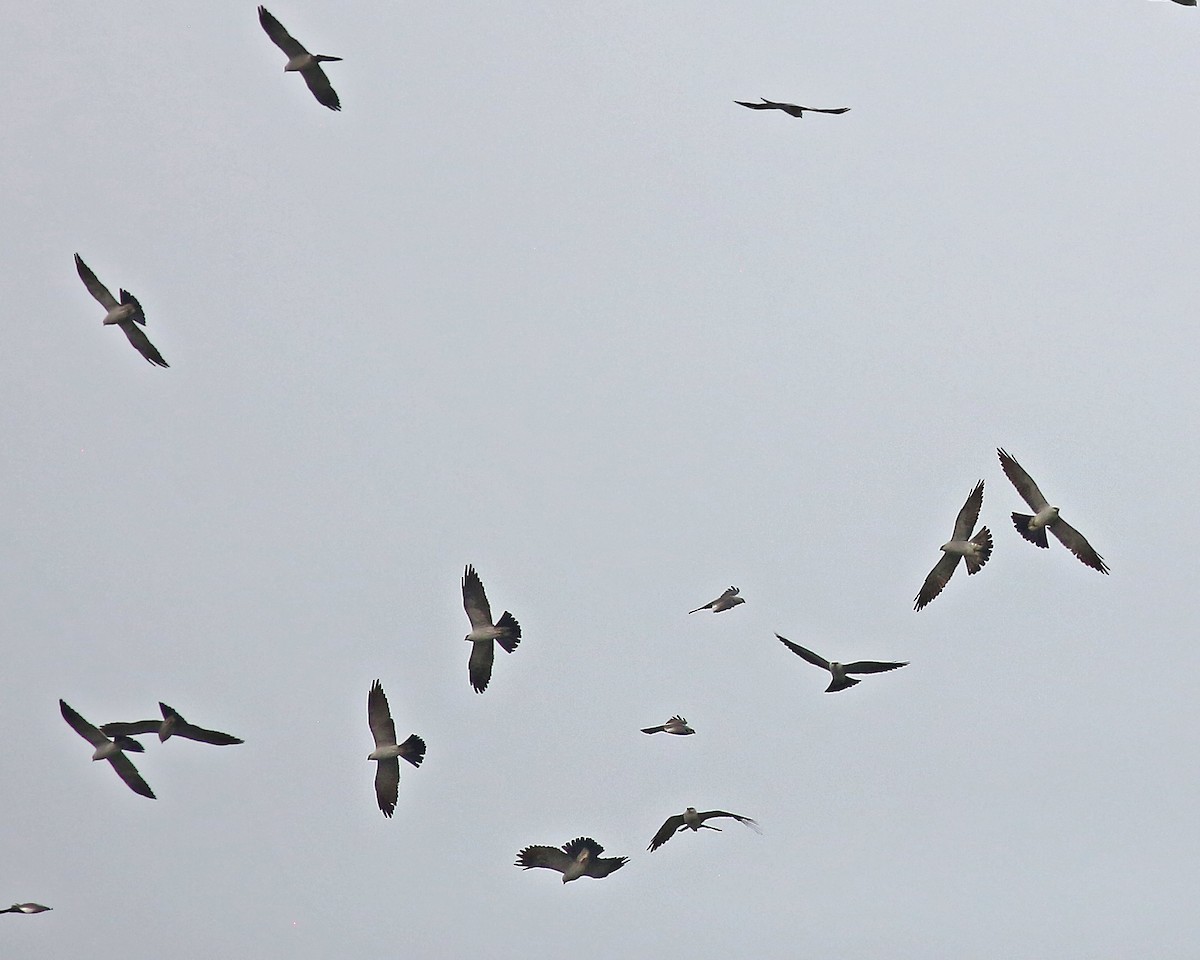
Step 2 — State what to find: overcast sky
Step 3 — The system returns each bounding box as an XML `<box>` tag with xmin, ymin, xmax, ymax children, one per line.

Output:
<box><xmin>4</xmin><ymin>2</ymin><xmax>1200</xmax><ymax>958</ymax></box>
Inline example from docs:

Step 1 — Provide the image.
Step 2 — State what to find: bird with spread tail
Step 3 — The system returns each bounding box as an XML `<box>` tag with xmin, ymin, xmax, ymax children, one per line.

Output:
<box><xmin>688</xmin><ymin>586</ymin><xmax>745</xmax><ymax>614</ymax></box>
<box><xmin>258</xmin><ymin>6</ymin><xmax>343</xmax><ymax>111</ymax></box>
<box><xmin>60</xmin><ymin>699</ymin><xmax>155</xmax><ymax>799</ymax></box>
<box><xmin>462</xmin><ymin>564</ymin><xmax>522</xmax><ymax>693</ymax></box>
<box><xmin>640</xmin><ymin>715</ymin><xmax>695</xmax><ymax>736</ymax></box>
<box><xmin>102</xmin><ymin>702</ymin><xmax>243</xmax><ymax>746</ymax></box>
<box><xmin>515</xmin><ymin>837</ymin><xmax>628</xmax><ymax>882</ymax></box>
<box><xmin>366</xmin><ymin>680</ymin><xmax>425</xmax><ymax>819</ymax></box>
<box><xmin>915</xmin><ymin>480</ymin><xmax>993</xmax><ymax>611</ymax></box>
<box><xmin>74</xmin><ymin>254</ymin><xmax>168</xmax><ymax>367</ymax></box>
<box><xmin>648</xmin><ymin>807</ymin><xmax>761</xmax><ymax>851</ymax></box>
<box><xmin>735</xmin><ymin>99</ymin><xmax>850</xmax><ymax>118</ymax></box>
<box><xmin>775</xmin><ymin>635</ymin><xmax>907</xmax><ymax>693</ymax></box>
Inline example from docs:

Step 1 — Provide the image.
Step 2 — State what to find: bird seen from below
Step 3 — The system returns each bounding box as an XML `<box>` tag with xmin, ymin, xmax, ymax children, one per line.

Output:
<box><xmin>0</xmin><ymin>904</ymin><xmax>52</xmax><ymax>916</ymax></box>
<box><xmin>60</xmin><ymin>699</ymin><xmax>155</xmax><ymax>799</ymax></box>
<box><xmin>774</xmin><ymin>635</ymin><xmax>908</xmax><ymax>693</ymax></box>
<box><xmin>101</xmin><ymin>702</ymin><xmax>243</xmax><ymax>746</ymax></box>
<box><xmin>461</xmin><ymin>564</ymin><xmax>522</xmax><ymax>693</ymax></box>
<box><xmin>515</xmin><ymin>837</ymin><xmax>628</xmax><ymax>882</ymax></box>
<box><xmin>734</xmin><ymin>99</ymin><xmax>850</xmax><ymax>118</ymax></box>
<box><xmin>640</xmin><ymin>715</ymin><xmax>695</xmax><ymax>736</ymax></box>
<box><xmin>688</xmin><ymin>586</ymin><xmax>745</xmax><ymax>614</ymax></box>
<box><xmin>258</xmin><ymin>6</ymin><xmax>343</xmax><ymax>111</ymax></box>
<box><xmin>366</xmin><ymin>680</ymin><xmax>425</xmax><ymax>819</ymax></box>
<box><xmin>914</xmin><ymin>480</ymin><xmax>992</xmax><ymax>611</ymax></box>
<box><xmin>648</xmin><ymin>807</ymin><xmax>761</xmax><ymax>852</ymax></box>
<box><xmin>74</xmin><ymin>254</ymin><xmax>168</xmax><ymax>367</ymax></box>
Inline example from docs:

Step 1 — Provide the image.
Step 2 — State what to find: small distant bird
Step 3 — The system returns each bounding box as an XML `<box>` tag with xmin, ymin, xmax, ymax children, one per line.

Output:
<box><xmin>462</xmin><ymin>564</ymin><xmax>522</xmax><ymax>693</ymax></box>
<box><xmin>688</xmin><ymin>586</ymin><xmax>745</xmax><ymax>614</ymax></box>
<box><xmin>366</xmin><ymin>680</ymin><xmax>425</xmax><ymax>819</ymax></box>
<box><xmin>997</xmin><ymin>448</ymin><xmax>1109</xmax><ymax>574</ymax></box>
<box><xmin>0</xmin><ymin>904</ymin><xmax>52</xmax><ymax>915</ymax></box>
<box><xmin>515</xmin><ymin>837</ymin><xmax>628</xmax><ymax>883</ymax></box>
<box><xmin>640</xmin><ymin>715</ymin><xmax>695</xmax><ymax>736</ymax></box>
<box><xmin>775</xmin><ymin>635</ymin><xmax>907</xmax><ymax>693</ymax></box>
<box><xmin>101</xmin><ymin>702</ymin><xmax>243</xmax><ymax>746</ymax></box>
<box><xmin>735</xmin><ymin>98</ymin><xmax>850</xmax><ymax>118</ymax></box>
<box><xmin>74</xmin><ymin>254</ymin><xmax>168</xmax><ymax>367</ymax></box>
<box><xmin>914</xmin><ymin>480</ymin><xmax>993</xmax><ymax>611</ymax></box>
<box><xmin>60</xmin><ymin>699</ymin><xmax>155</xmax><ymax>799</ymax></box>
<box><xmin>258</xmin><ymin>6</ymin><xmax>342</xmax><ymax>111</ymax></box>
<box><xmin>648</xmin><ymin>806</ymin><xmax>761</xmax><ymax>852</ymax></box>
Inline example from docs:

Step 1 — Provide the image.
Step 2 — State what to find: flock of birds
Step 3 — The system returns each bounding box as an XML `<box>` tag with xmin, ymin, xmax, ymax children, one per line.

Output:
<box><xmin>8</xmin><ymin>1</ymin><xmax>1138</xmax><ymax>919</ymax></box>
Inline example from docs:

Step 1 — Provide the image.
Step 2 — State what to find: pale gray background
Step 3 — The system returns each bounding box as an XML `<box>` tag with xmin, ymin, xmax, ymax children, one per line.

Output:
<box><xmin>3</xmin><ymin>2</ymin><xmax>1198</xmax><ymax>957</ymax></box>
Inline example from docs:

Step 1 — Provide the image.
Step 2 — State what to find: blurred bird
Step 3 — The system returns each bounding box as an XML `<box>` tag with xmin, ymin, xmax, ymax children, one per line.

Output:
<box><xmin>515</xmin><ymin>837</ymin><xmax>628</xmax><ymax>883</ymax></box>
<box><xmin>775</xmin><ymin>635</ymin><xmax>907</xmax><ymax>693</ymax></box>
<box><xmin>735</xmin><ymin>99</ymin><xmax>850</xmax><ymax>118</ymax></box>
<box><xmin>640</xmin><ymin>715</ymin><xmax>695</xmax><ymax>736</ymax></box>
<box><xmin>997</xmin><ymin>448</ymin><xmax>1109</xmax><ymax>574</ymax></box>
<box><xmin>688</xmin><ymin>586</ymin><xmax>745</xmax><ymax>614</ymax></box>
<box><xmin>462</xmin><ymin>564</ymin><xmax>522</xmax><ymax>693</ymax></box>
<box><xmin>258</xmin><ymin>6</ymin><xmax>342</xmax><ymax>111</ymax></box>
<box><xmin>366</xmin><ymin>680</ymin><xmax>425</xmax><ymax>819</ymax></box>
<box><xmin>102</xmin><ymin>702</ymin><xmax>243</xmax><ymax>746</ymax></box>
<box><xmin>648</xmin><ymin>807</ymin><xmax>760</xmax><ymax>851</ymax></box>
<box><xmin>74</xmin><ymin>254</ymin><xmax>168</xmax><ymax>367</ymax></box>
<box><xmin>1168</xmin><ymin>1</ymin><xmax>1196</xmax><ymax>6</ymax></box>
<box><xmin>0</xmin><ymin>904</ymin><xmax>52</xmax><ymax>915</ymax></box>
<box><xmin>914</xmin><ymin>480</ymin><xmax>992</xmax><ymax>610</ymax></box>
<box><xmin>60</xmin><ymin>700</ymin><xmax>155</xmax><ymax>799</ymax></box>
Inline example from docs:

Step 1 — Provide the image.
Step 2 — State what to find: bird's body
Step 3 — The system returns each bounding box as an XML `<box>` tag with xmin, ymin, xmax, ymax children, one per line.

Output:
<box><xmin>102</xmin><ymin>702</ymin><xmax>242</xmax><ymax>746</ymax></box>
<box><xmin>775</xmin><ymin>635</ymin><xmax>907</xmax><ymax>693</ymax></box>
<box><xmin>735</xmin><ymin>98</ymin><xmax>850</xmax><ymax>118</ymax></box>
<box><xmin>641</xmin><ymin>715</ymin><xmax>695</xmax><ymax>735</ymax></box>
<box><xmin>74</xmin><ymin>254</ymin><xmax>168</xmax><ymax>367</ymax></box>
<box><xmin>915</xmin><ymin>480</ymin><xmax>992</xmax><ymax>610</ymax></box>
<box><xmin>648</xmin><ymin>806</ymin><xmax>760</xmax><ymax>851</ymax></box>
<box><xmin>60</xmin><ymin>699</ymin><xmax>155</xmax><ymax>799</ymax></box>
<box><xmin>366</xmin><ymin>680</ymin><xmax>425</xmax><ymax>818</ymax></box>
<box><xmin>689</xmin><ymin>586</ymin><xmax>744</xmax><ymax>614</ymax></box>
<box><xmin>258</xmin><ymin>6</ymin><xmax>342</xmax><ymax>111</ymax></box>
<box><xmin>515</xmin><ymin>837</ymin><xmax>627</xmax><ymax>883</ymax></box>
<box><xmin>462</xmin><ymin>565</ymin><xmax>521</xmax><ymax>693</ymax></box>
<box><xmin>0</xmin><ymin>904</ymin><xmax>52</xmax><ymax>915</ymax></box>
<box><xmin>997</xmin><ymin>448</ymin><xmax>1109</xmax><ymax>573</ymax></box>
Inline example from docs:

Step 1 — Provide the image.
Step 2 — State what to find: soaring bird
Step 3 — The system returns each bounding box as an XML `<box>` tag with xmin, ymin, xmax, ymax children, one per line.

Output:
<box><xmin>258</xmin><ymin>6</ymin><xmax>343</xmax><ymax>111</ymax></box>
<box><xmin>60</xmin><ymin>700</ymin><xmax>155</xmax><ymax>799</ymax></box>
<box><xmin>366</xmin><ymin>680</ymin><xmax>425</xmax><ymax>819</ymax></box>
<box><xmin>775</xmin><ymin>635</ymin><xmax>907</xmax><ymax>693</ymax></box>
<box><xmin>0</xmin><ymin>904</ymin><xmax>52</xmax><ymax>915</ymax></box>
<box><xmin>914</xmin><ymin>480</ymin><xmax>993</xmax><ymax>611</ymax></box>
<box><xmin>74</xmin><ymin>254</ymin><xmax>168</xmax><ymax>367</ymax></box>
<box><xmin>688</xmin><ymin>586</ymin><xmax>745</xmax><ymax>614</ymax></box>
<box><xmin>734</xmin><ymin>98</ymin><xmax>850</xmax><ymax>118</ymax></box>
<box><xmin>648</xmin><ymin>807</ymin><xmax>760</xmax><ymax>852</ymax></box>
<box><xmin>462</xmin><ymin>564</ymin><xmax>522</xmax><ymax>693</ymax></box>
<box><xmin>640</xmin><ymin>715</ymin><xmax>695</xmax><ymax>736</ymax></box>
<box><xmin>515</xmin><ymin>837</ymin><xmax>628</xmax><ymax>883</ymax></box>
<box><xmin>101</xmin><ymin>702</ymin><xmax>243</xmax><ymax>746</ymax></box>
<box><xmin>997</xmin><ymin>448</ymin><xmax>1109</xmax><ymax>574</ymax></box>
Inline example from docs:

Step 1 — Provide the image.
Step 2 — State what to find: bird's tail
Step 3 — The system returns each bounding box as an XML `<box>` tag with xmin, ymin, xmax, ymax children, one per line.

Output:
<box><xmin>965</xmin><ymin>527</ymin><xmax>993</xmax><ymax>574</ymax></box>
<box><xmin>119</xmin><ymin>289</ymin><xmax>146</xmax><ymax>324</ymax></box>
<box><xmin>640</xmin><ymin>725</ymin><xmax>666</xmax><ymax>734</ymax></box>
<box><xmin>399</xmin><ymin>733</ymin><xmax>426</xmax><ymax>768</ymax></box>
<box><xmin>495</xmin><ymin>612</ymin><xmax>521</xmax><ymax>652</ymax></box>
<box><xmin>826</xmin><ymin>676</ymin><xmax>860</xmax><ymax>693</ymax></box>
<box><xmin>687</xmin><ymin>605</ymin><xmax>707</xmax><ymax>614</ymax></box>
<box><xmin>1011</xmin><ymin>513</ymin><xmax>1049</xmax><ymax>548</ymax></box>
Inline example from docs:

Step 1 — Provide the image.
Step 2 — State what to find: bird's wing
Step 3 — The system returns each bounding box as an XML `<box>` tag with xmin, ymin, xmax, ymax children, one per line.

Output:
<box><xmin>468</xmin><ymin>637</ymin><xmax>494</xmax><ymax>693</ymax></box>
<box><xmin>301</xmin><ymin>65</ymin><xmax>341</xmax><ymax>111</ymax></box>
<box><xmin>640</xmin><ymin>724</ymin><xmax>665</xmax><ymax>734</ymax></box>
<box><xmin>462</xmin><ymin>565</ymin><xmax>494</xmax><ymax>628</ymax></box>
<box><xmin>174</xmin><ymin>721</ymin><xmax>243</xmax><ymax>745</ymax></box>
<box><xmin>60</xmin><ymin>700</ymin><xmax>107</xmax><ymax>748</ymax></box>
<box><xmin>1049</xmin><ymin>517</ymin><xmax>1110</xmax><ymax>574</ymax></box>
<box><xmin>703</xmin><ymin>811</ymin><xmax>761</xmax><ymax>832</ymax></box>
<box><xmin>807</xmin><ymin>106</ymin><xmax>851</xmax><ymax>114</ymax></box>
<box><xmin>515</xmin><ymin>845</ymin><xmax>572</xmax><ymax>872</ymax></box>
<box><xmin>734</xmin><ymin>100</ymin><xmax>775</xmax><ymax>110</ymax></box>
<box><xmin>997</xmin><ymin>448</ymin><xmax>1049</xmax><ymax>511</ymax></box>
<box><xmin>107</xmin><ymin>752</ymin><xmax>156</xmax><ymax>799</ymax></box>
<box><xmin>119</xmin><ymin>322</ymin><xmax>169</xmax><ymax>367</ymax></box>
<box><xmin>843</xmin><ymin>660</ymin><xmax>908</xmax><ymax>675</ymax></box>
<box><xmin>367</xmin><ymin>680</ymin><xmax>397</xmax><ymax>748</ymax></box>
<box><xmin>258</xmin><ymin>6</ymin><xmax>309</xmax><ymax>58</ymax></box>
<box><xmin>374</xmin><ymin>757</ymin><xmax>399</xmax><ymax>818</ymax></box>
<box><xmin>586</xmin><ymin>855</ymin><xmax>628</xmax><ymax>878</ymax></box>
<box><xmin>74</xmin><ymin>254</ymin><xmax>119</xmax><ymax>310</ymax></box>
<box><xmin>648</xmin><ymin>815</ymin><xmax>685</xmax><ymax>851</ymax></box>
<box><xmin>775</xmin><ymin>634</ymin><xmax>830</xmax><ymax>670</ymax></box>
<box><xmin>915</xmin><ymin>551</ymin><xmax>960</xmax><ymax>611</ymax></box>
<box><xmin>100</xmin><ymin>719</ymin><xmax>161</xmax><ymax>737</ymax></box>
<box><xmin>951</xmin><ymin>480</ymin><xmax>985</xmax><ymax>540</ymax></box>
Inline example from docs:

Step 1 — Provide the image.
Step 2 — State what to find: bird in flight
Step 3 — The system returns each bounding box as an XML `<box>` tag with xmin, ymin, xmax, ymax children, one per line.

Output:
<box><xmin>258</xmin><ymin>6</ymin><xmax>343</xmax><ymax>111</ymax></box>
<box><xmin>996</xmin><ymin>448</ymin><xmax>1109</xmax><ymax>574</ymax></box>
<box><xmin>74</xmin><ymin>254</ymin><xmax>168</xmax><ymax>367</ymax></box>
<box><xmin>462</xmin><ymin>565</ymin><xmax>522</xmax><ymax>693</ymax></box>
<box><xmin>914</xmin><ymin>480</ymin><xmax>993</xmax><ymax>611</ymax></box>
<box><xmin>1168</xmin><ymin>1</ymin><xmax>1196</xmax><ymax>6</ymax></box>
<box><xmin>648</xmin><ymin>807</ymin><xmax>760</xmax><ymax>852</ymax></box>
<box><xmin>60</xmin><ymin>699</ymin><xmax>155</xmax><ymax>799</ymax></box>
<box><xmin>688</xmin><ymin>586</ymin><xmax>745</xmax><ymax>614</ymax></box>
<box><xmin>734</xmin><ymin>99</ymin><xmax>850</xmax><ymax>118</ymax></box>
<box><xmin>366</xmin><ymin>680</ymin><xmax>425</xmax><ymax>819</ymax></box>
<box><xmin>101</xmin><ymin>702</ymin><xmax>243</xmax><ymax>746</ymax></box>
<box><xmin>640</xmin><ymin>715</ymin><xmax>695</xmax><ymax>736</ymax></box>
<box><xmin>515</xmin><ymin>837</ymin><xmax>628</xmax><ymax>883</ymax></box>
<box><xmin>0</xmin><ymin>904</ymin><xmax>52</xmax><ymax>916</ymax></box>
<box><xmin>775</xmin><ymin>635</ymin><xmax>907</xmax><ymax>693</ymax></box>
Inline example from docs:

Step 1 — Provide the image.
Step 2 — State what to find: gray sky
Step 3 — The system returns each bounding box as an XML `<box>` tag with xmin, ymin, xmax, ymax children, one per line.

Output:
<box><xmin>4</xmin><ymin>2</ymin><xmax>1200</xmax><ymax>957</ymax></box>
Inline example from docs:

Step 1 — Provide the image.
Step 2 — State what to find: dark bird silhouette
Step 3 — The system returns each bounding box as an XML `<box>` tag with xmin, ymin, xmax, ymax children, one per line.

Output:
<box><xmin>0</xmin><ymin>904</ymin><xmax>52</xmax><ymax>915</ymax></box>
<box><xmin>258</xmin><ymin>6</ymin><xmax>342</xmax><ymax>111</ymax></box>
<box><xmin>60</xmin><ymin>699</ymin><xmax>155</xmax><ymax>799</ymax></box>
<box><xmin>735</xmin><ymin>98</ymin><xmax>850</xmax><ymax>118</ymax></box>
<box><xmin>462</xmin><ymin>564</ymin><xmax>521</xmax><ymax>693</ymax></box>
<box><xmin>997</xmin><ymin>448</ymin><xmax>1109</xmax><ymax>574</ymax></box>
<box><xmin>775</xmin><ymin>635</ymin><xmax>907</xmax><ymax>693</ymax></box>
<box><xmin>366</xmin><ymin>680</ymin><xmax>425</xmax><ymax>819</ymax></box>
<box><xmin>101</xmin><ymin>702</ymin><xmax>243</xmax><ymax>746</ymax></box>
<box><xmin>640</xmin><ymin>715</ymin><xmax>695</xmax><ymax>736</ymax></box>
<box><xmin>74</xmin><ymin>254</ymin><xmax>168</xmax><ymax>367</ymax></box>
<box><xmin>648</xmin><ymin>807</ymin><xmax>760</xmax><ymax>852</ymax></box>
<box><xmin>1168</xmin><ymin>1</ymin><xmax>1196</xmax><ymax>7</ymax></box>
<box><xmin>915</xmin><ymin>480</ymin><xmax>992</xmax><ymax>610</ymax></box>
<box><xmin>688</xmin><ymin>586</ymin><xmax>745</xmax><ymax>614</ymax></box>
<box><xmin>515</xmin><ymin>837</ymin><xmax>628</xmax><ymax>882</ymax></box>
